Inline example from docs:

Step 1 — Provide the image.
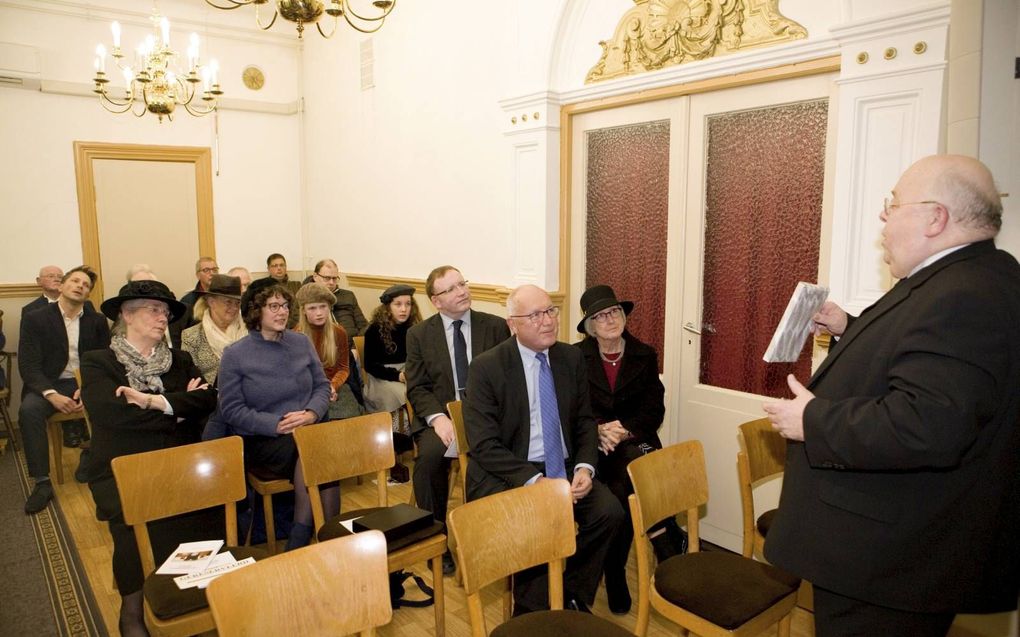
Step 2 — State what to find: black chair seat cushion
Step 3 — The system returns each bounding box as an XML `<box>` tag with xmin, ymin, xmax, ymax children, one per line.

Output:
<box><xmin>756</xmin><ymin>508</ymin><xmax>777</xmax><ymax>537</ymax></box>
<box><xmin>654</xmin><ymin>551</ymin><xmax>800</xmax><ymax>630</ymax></box>
<box><xmin>317</xmin><ymin>507</ymin><xmax>445</xmax><ymax>553</ymax></box>
<box><xmin>491</xmin><ymin>609</ymin><xmax>634</xmax><ymax>637</ymax></box>
<box><xmin>144</xmin><ymin>545</ymin><xmax>268</xmax><ymax>620</ymax></box>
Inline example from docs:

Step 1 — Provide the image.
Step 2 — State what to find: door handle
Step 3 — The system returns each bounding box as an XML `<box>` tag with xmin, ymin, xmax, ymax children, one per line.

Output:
<box><xmin>683</xmin><ymin>322</ymin><xmax>701</xmax><ymax>335</ymax></box>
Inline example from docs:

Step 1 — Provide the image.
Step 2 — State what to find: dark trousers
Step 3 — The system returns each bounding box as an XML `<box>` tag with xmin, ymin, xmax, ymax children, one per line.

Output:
<box><xmin>19</xmin><ymin>377</ymin><xmax>80</xmax><ymax>480</ymax></box>
<box><xmin>813</xmin><ymin>586</ymin><xmax>955</xmax><ymax>637</ymax></box>
<box><xmin>503</xmin><ymin>464</ymin><xmax>624</xmax><ymax>612</ymax></box>
<box><xmin>412</xmin><ymin>427</ymin><xmax>453</xmax><ymax>527</ymax></box>
<box><xmin>599</xmin><ymin>440</ymin><xmax>646</xmax><ymax>585</ymax></box>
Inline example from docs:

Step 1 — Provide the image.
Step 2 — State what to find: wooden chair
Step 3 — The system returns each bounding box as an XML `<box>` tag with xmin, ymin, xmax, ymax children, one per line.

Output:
<box><xmin>628</xmin><ymin>440</ymin><xmax>800</xmax><ymax>637</ymax></box>
<box><xmin>246</xmin><ymin>470</ymin><xmax>294</xmax><ymax>555</ymax></box>
<box><xmin>736</xmin><ymin>417</ymin><xmax>786</xmax><ymax>561</ymax></box>
<box><xmin>293</xmin><ymin>413</ymin><xmax>447</xmax><ymax>637</ymax></box>
<box><xmin>111</xmin><ymin>436</ymin><xmax>266</xmax><ymax>637</ymax></box>
<box><xmin>446</xmin><ymin>400</ymin><xmax>468</xmax><ymax>501</ymax></box>
<box><xmin>46</xmin><ymin>369</ymin><xmax>92</xmax><ymax>484</ymax></box>
<box><xmin>0</xmin><ymin>350</ymin><xmax>16</xmax><ymax>451</ymax></box>
<box><xmin>447</xmin><ymin>479</ymin><xmax>633</xmax><ymax>637</ymax></box>
<box><xmin>207</xmin><ymin>530</ymin><xmax>392</xmax><ymax>636</ymax></box>
<box><xmin>353</xmin><ymin>335</ymin><xmax>367</xmax><ymax>385</ymax></box>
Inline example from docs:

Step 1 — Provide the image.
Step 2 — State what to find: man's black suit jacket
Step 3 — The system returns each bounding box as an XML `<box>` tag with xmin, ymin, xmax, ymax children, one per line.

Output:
<box><xmin>22</xmin><ymin>296</ymin><xmax>95</xmax><ymax>315</ymax></box>
<box><xmin>765</xmin><ymin>240</ymin><xmax>1020</xmax><ymax>614</ymax></box>
<box><xmin>18</xmin><ymin>302</ymin><xmax>111</xmax><ymax>398</ymax></box>
<box><xmin>405</xmin><ymin>310</ymin><xmax>509</xmax><ymax>436</ymax></box>
<box><xmin>463</xmin><ymin>337</ymin><xmax>598</xmax><ymax>500</ymax></box>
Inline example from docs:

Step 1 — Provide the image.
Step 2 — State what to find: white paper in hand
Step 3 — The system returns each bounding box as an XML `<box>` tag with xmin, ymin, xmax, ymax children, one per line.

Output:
<box><xmin>763</xmin><ymin>282</ymin><xmax>829</xmax><ymax>363</ymax></box>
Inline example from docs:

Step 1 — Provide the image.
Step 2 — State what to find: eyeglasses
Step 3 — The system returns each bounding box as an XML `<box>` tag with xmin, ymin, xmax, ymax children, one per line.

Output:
<box><xmin>591</xmin><ymin>306</ymin><xmax>623</xmax><ymax>323</ymax></box>
<box><xmin>137</xmin><ymin>305</ymin><xmax>171</xmax><ymax>319</ymax></box>
<box><xmin>883</xmin><ymin>198</ymin><xmax>940</xmax><ymax>216</ymax></box>
<box><xmin>199</xmin><ymin>267</ymin><xmax>219</xmax><ymax>274</ymax></box>
<box><xmin>434</xmin><ymin>280</ymin><xmax>469</xmax><ymax>296</ymax></box>
<box><xmin>315</xmin><ymin>273</ymin><xmax>340</xmax><ymax>282</ymax></box>
<box><xmin>211</xmin><ymin>296</ymin><xmax>241</xmax><ymax>308</ymax></box>
<box><xmin>266</xmin><ymin>302</ymin><xmax>290</xmax><ymax>313</ymax></box>
<box><xmin>509</xmin><ymin>306</ymin><xmax>560</xmax><ymax>325</ymax></box>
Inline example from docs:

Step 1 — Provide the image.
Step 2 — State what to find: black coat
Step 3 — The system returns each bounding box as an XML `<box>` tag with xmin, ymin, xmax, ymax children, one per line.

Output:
<box><xmin>80</xmin><ymin>348</ymin><xmax>218</xmax><ymax>483</ymax></box>
<box><xmin>576</xmin><ymin>332</ymin><xmax>664</xmax><ymax>447</ymax></box>
<box><xmin>18</xmin><ymin>302</ymin><xmax>110</xmax><ymax>398</ymax></box>
<box><xmin>765</xmin><ymin>240</ymin><xmax>1020</xmax><ymax>614</ymax></box>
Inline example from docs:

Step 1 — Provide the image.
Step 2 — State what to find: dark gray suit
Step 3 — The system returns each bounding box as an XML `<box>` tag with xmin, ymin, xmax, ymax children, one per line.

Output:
<box><xmin>766</xmin><ymin>240</ymin><xmax>1020</xmax><ymax>623</ymax></box>
<box><xmin>405</xmin><ymin>310</ymin><xmax>509</xmax><ymax>526</ymax></box>
<box><xmin>464</xmin><ymin>337</ymin><xmax>623</xmax><ymax>610</ymax></box>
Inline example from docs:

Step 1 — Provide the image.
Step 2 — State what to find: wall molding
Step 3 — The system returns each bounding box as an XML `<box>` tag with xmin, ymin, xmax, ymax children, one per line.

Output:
<box><xmin>345</xmin><ymin>273</ymin><xmax>566</xmax><ymax>309</ymax></box>
<box><xmin>0</xmin><ymin>284</ymin><xmax>38</xmax><ymax>299</ymax></box>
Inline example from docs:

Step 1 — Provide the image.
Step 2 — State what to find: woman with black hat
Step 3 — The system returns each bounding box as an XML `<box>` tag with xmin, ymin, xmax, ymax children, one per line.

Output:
<box><xmin>180</xmin><ymin>274</ymin><xmax>245</xmax><ymax>385</ymax></box>
<box><xmin>574</xmin><ymin>284</ymin><xmax>685</xmax><ymax>615</ymax></box>
<box><xmin>80</xmin><ymin>280</ymin><xmax>218</xmax><ymax>637</ymax></box>
<box><xmin>362</xmin><ymin>283</ymin><xmax>421</xmax><ymax>414</ymax></box>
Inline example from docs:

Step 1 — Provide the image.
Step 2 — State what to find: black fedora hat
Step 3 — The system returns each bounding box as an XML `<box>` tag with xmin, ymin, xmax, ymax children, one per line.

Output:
<box><xmin>101</xmin><ymin>280</ymin><xmax>188</xmax><ymax>323</ymax></box>
<box><xmin>199</xmin><ymin>274</ymin><xmax>242</xmax><ymax>300</ymax></box>
<box><xmin>576</xmin><ymin>285</ymin><xmax>633</xmax><ymax>333</ymax></box>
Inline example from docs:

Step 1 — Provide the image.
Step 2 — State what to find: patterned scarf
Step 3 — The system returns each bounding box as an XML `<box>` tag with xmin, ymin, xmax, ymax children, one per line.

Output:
<box><xmin>110</xmin><ymin>334</ymin><xmax>172</xmax><ymax>393</ymax></box>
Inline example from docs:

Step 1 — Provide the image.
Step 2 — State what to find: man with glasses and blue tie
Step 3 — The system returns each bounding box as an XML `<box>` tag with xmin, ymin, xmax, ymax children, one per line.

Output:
<box><xmin>463</xmin><ymin>284</ymin><xmax>624</xmax><ymax>615</ymax></box>
<box><xmin>405</xmin><ymin>265</ymin><xmax>510</xmax><ymax>575</ymax></box>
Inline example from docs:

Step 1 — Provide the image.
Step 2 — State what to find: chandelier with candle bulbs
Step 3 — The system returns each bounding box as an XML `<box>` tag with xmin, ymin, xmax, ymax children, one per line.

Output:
<box><xmin>92</xmin><ymin>5</ymin><xmax>223</xmax><ymax>122</ymax></box>
<box><xmin>205</xmin><ymin>0</ymin><xmax>395</xmax><ymax>40</ymax></box>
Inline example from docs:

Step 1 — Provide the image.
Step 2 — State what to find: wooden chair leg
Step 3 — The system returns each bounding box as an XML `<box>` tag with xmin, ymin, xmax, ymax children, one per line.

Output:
<box><xmin>778</xmin><ymin>612</ymin><xmax>792</xmax><ymax>637</ymax></box>
<box><xmin>263</xmin><ymin>492</ymin><xmax>277</xmax><ymax>555</ymax></box>
<box><xmin>0</xmin><ymin>402</ymin><xmax>17</xmax><ymax>452</ymax></box>
<box><xmin>431</xmin><ymin>554</ymin><xmax>445</xmax><ymax>637</ymax></box>
<box><xmin>47</xmin><ymin>418</ymin><xmax>64</xmax><ymax>484</ymax></box>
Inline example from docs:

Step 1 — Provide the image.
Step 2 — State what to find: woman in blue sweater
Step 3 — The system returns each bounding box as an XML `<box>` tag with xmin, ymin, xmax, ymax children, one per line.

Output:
<box><xmin>215</xmin><ymin>281</ymin><xmax>333</xmax><ymax>550</ymax></box>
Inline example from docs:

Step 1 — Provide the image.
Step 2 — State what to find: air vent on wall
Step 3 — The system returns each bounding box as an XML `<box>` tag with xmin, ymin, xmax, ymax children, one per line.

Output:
<box><xmin>360</xmin><ymin>39</ymin><xmax>374</xmax><ymax>91</ymax></box>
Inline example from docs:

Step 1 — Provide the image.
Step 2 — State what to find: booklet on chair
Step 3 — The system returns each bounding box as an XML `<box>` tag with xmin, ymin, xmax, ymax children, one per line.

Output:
<box><xmin>353</xmin><ymin>503</ymin><xmax>433</xmax><ymax>544</ymax></box>
<box><xmin>155</xmin><ymin>540</ymin><xmax>223</xmax><ymax>575</ymax></box>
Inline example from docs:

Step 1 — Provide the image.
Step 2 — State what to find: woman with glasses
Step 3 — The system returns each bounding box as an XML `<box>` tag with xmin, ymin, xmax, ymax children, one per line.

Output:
<box><xmin>213</xmin><ymin>280</ymin><xmax>332</xmax><ymax>550</ymax></box>
<box><xmin>80</xmin><ymin>280</ymin><xmax>218</xmax><ymax>637</ymax></box>
<box><xmin>575</xmin><ymin>284</ymin><xmax>683</xmax><ymax>615</ymax></box>
<box><xmin>180</xmin><ymin>274</ymin><xmax>246</xmax><ymax>385</ymax></box>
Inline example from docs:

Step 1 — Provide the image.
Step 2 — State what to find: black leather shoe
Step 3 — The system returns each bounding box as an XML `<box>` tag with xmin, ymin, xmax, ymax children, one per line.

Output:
<box><xmin>74</xmin><ymin>449</ymin><xmax>91</xmax><ymax>483</ymax></box>
<box><xmin>25</xmin><ymin>480</ymin><xmax>54</xmax><ymax>514</ymax></box>
<box><xmin>63</xmin><ymin>429</ymin><xmax>82</xmax><ymax>448</ymax></box>
<box><xmin>605</xmin><ymin>576</ymin><xmax>632</xmax><ymax>615</ymax></box>
<box><xmin>565</xmin><ymin>595</ymin><xmax>592</xmax><ymax>614</ymax></box>
<box><xmin>441</xmin><ymin>551</ymin><xmax>455</xmax><ymax>576</ymax></box>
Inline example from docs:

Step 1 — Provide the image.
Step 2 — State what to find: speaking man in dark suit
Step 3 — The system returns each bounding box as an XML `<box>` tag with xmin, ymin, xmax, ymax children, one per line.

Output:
<box><xmin>19</xmin><ymin>265</ymin><xmax>111</xmax><ymax>514</ymax></box>
<box><xmin>763</xmin><ymin>155</ymin><xmax>1020</xmax><ymax>636</ymax></box>
<box><xmin>405</xmin><ymin>265</ymin><xmax>510</xmax><ymax>574</ymax></box>
<box><xmin>464</xmin><ymin>284</ymin><xmax>624</xmax><ymax>614</ymax></box>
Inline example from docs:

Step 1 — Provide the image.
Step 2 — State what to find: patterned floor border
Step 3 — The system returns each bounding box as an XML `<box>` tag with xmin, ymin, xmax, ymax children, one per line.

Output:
<box><xmin>14</xmin><ymin>448</ymin><xmax>108</xmax><ymax>637</ymax></box>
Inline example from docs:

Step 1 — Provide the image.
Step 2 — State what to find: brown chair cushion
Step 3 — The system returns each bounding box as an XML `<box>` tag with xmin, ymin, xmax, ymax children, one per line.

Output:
<box><xmin>654</xmin><ymin>551</ymin><xmax>800</xmax><ymax>630</ymax></box>
<box><xmin>143</xmin><ymin>546</ymin><xmax>268</xmax><ymax>619</ymax></box>
<box><xmin>317</xmin><ymin>507</ymin><xmax>445</xmax><ymax>553</ymax></box>
<box><xmin>491</xmin><ymin>609</ymin><xmax>634</xmax><ymax>637</ymax></box>
<box><xmin>756</xmin><ymin>508</ymin><xmax>777</xmax><ymax>537</ymax></box>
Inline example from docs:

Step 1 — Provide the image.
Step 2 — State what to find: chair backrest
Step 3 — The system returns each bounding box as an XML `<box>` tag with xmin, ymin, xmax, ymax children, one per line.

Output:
<box><xmin>207</xmin><ymin>530</ymin><xmax>392</xmax><ymax>637</ymax></box>
<box><xmin>737</xmin><ymin>417</ymin><xmax>786</xmax><ymax>558</ymax></box>
<box><xmin>72</xmin><ymin>368</ymin><xmax>94</xmax><ymax>433</ymax></box>
<box><xmin>293</xmin><ymin>412</ymin><xmax>395</xmax><ymax>531</ymax></box>
<box><xmin>448</xmin><ymin>479</ymin><xmax>577</xmax><ymax>634</ymax></box>
<box><xmin>111</xmin><ymin>436</ymin><xmax>246</xmax><ymax>573</ymax></box>
<box><xmin>446</xmin><ymin>400</ymin><xmax>468</xmax><ymax>475</ymax></box>
<box><xmin>628</xmin><ymin>440</ymin><xmax>709</xmax><ymax>550</ymax></box>
<box><xmin>352</xmin><ymin>335</ymin><xmax>366</xmax><ymax>384</ymax></box>
<box><xmin>738</xmin><ymin>417</ymin><xmax>786</xmax><ymax>483</ymax></box>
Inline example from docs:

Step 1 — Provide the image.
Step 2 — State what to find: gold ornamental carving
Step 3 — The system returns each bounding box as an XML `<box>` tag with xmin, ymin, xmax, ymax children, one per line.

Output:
<box><xmin>585</xmin><ymin>0</ymin><xmax>808</xmax><ymax>84</ymax></box>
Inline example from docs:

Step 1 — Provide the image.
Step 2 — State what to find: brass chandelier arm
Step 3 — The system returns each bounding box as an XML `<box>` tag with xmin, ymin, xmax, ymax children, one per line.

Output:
<box><xmin>342</xmin><ymin>0</ymin><xmax>395</xmax><ymax>22</ymax></box>
<box><xmin>315</xmin><ymin>16</ymin><xmax>338</xmax><ymax>38</ymax></box>
<box><xmin>339</xmin><ymin>12</ymin><xmax>386</xmax><ymax>34</ymax></box>
<box><xmin>203</xmin><ymin>0</ymin><xmax>251</xmax><ymax>9</ymax></box>
<box><xmin>254</xmin><ymin>4</ymin><xmax>279</xmax><ymax>31</ymax></box>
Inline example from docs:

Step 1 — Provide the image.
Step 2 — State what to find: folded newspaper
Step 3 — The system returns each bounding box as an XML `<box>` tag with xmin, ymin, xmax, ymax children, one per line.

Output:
<box><xmin>763</xmin><ymin>282</ymin><xmax>829</xmax><ymax>363</ymax></box>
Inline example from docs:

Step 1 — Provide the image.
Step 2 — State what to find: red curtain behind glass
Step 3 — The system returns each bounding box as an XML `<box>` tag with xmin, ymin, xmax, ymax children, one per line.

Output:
<box><xmin>700</xmin><ymin>99</ymin><xmax>828</xmax><ymax>398</ymax></box>
<box><xmin>585</xmin><ymin>121</ymin><xmax>671</xmax><ymax>371</ymax></box>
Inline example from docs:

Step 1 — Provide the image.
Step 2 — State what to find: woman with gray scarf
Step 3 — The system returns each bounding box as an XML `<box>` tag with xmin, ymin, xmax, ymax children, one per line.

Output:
<box><xmin>81</xmin><ymin>280</ymin><xmax>217</xmax><ymax>637</ymax></box>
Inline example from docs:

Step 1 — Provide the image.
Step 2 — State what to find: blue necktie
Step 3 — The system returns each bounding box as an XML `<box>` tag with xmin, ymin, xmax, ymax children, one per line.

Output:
<box><xmin>536</xmin><ymin>352</ymin><xmax>566</xmax><ymax>479</ymax></box>
<box><xmin>453</xmin><ymin>319</ymin><xmax>469</xmax><ymax>398</ymax></box>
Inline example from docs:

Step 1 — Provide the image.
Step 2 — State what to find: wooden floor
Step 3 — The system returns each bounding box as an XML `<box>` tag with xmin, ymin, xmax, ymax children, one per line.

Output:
<box><xmin>50</xmin><ymin>443</ymin><xmax>820</xmax><ymax>637</ymax></box>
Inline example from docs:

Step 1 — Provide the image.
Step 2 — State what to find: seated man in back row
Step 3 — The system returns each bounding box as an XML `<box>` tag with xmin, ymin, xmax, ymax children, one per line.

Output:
<box><xmin>19</xmin><ymin>266</ymin><xmax>110</xmax><ymax>514</ymax></box>
<box><xmin>463</xmin><ymin>284</ymin><xmax>624</xmax><ymax>614</ymax></box>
